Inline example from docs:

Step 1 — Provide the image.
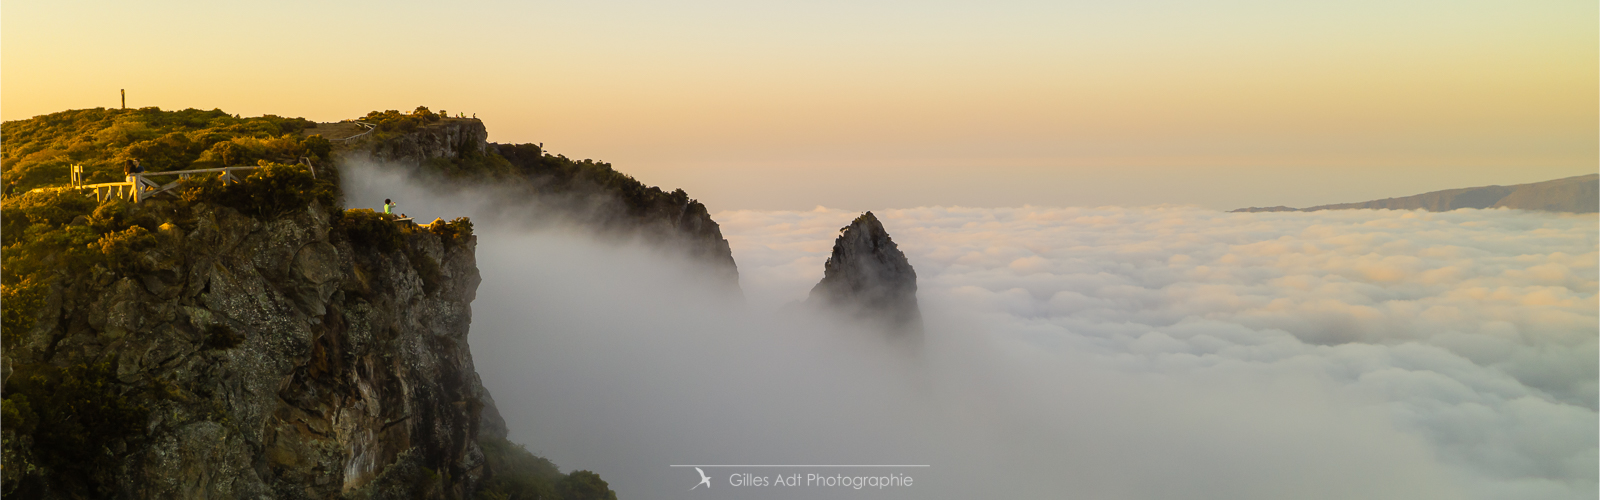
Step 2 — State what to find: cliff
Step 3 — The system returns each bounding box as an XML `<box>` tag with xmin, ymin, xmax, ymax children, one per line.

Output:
<box><xmin>1233</xmin><ymin>174</ymin><xmax>1599</xmax><ymax>213</ymax></box>
<box><xmin>3</xmin><ymin>106</ymin><xmax>719</xmax><ymax>499</ymax></box>
<box><xmin>2</xmin><ymin>158</ymin><xmax>614</xmax><ymax>498</ymax></box>
<box><xmin>316</xmin><ymin>110</ymin><xmax>739</xmax><ymax>290</ymax></box>
<box><xmin>2</xmin><ymin>183</ymin><xmax>494</xmax><ymax>497</ymax></box>
<box><xmin>807</xmin><ymin>212</ymin><xmax>922</xmax><ymax>336</ymax></box>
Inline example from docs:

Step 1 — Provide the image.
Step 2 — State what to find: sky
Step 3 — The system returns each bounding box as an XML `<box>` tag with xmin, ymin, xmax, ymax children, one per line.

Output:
<box><xmin>4</xmin><ymin>0</ymin><xmax>1596</xmax><ymax>210</ymax></box>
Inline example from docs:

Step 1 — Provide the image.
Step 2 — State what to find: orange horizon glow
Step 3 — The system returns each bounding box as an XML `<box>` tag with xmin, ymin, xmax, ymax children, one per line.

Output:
<box><xmin>4</xmin><ymin>0</ymin><xmax>1594</xmax><ymax>210</ymax></box>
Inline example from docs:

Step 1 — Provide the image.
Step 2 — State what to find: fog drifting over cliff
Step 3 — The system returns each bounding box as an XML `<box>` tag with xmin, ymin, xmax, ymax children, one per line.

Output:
<box><xmin>343</xmin><ymin>163</ymin><xmax>1597</xmax><ymax>500</ymax></box>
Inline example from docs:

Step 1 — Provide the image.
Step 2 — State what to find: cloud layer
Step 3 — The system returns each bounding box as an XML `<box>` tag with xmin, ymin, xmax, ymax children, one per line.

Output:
<box><xmin>716</xmin><ymin>205</ymin><xmax>1597</xmax><ymax>498</ymax></box>
<box><xmin>343</xmin><ymin>163</ymin><xmax>1595</xmax><ymax>499</ymax></box>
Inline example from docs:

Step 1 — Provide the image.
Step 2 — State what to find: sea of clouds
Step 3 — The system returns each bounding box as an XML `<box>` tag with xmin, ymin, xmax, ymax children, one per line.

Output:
<box><xmin>342</xmin><ymin>163</ymin><xmax>1596</xmax><ymax>499</ymax></box>
<box><xmin>714</xmin><ymin>205</ymin><xmax>1597</xmax><ymax>499</ymax></box>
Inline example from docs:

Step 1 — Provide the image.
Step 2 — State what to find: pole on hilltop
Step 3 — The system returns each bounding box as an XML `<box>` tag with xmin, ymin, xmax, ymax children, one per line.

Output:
<box><xmin>121</xmin><ymin>89</ymin><xmax>126</xmax><ymax>109</ymax></box>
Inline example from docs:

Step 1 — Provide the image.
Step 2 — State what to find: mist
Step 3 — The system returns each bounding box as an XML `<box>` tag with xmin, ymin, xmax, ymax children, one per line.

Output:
<box><xmin>343</xmin><ymin>162</ymin><xmax>1596</xmax><ymax>499</ymax></box>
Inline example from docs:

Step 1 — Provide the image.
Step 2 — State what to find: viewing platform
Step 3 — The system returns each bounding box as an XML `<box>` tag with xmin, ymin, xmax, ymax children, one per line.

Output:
<box><xmin>32</xmin><ymin>161</ymin><xmax>315</xmax><ymax>203</ymax></box>
<box><xmin>70</xmin><ymin>164</ymin><xmax>259</xmax><ymax>203</ymax></box>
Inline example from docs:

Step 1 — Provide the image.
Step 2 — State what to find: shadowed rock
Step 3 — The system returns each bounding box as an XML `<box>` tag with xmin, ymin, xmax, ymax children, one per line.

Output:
<box><xmin>808</xmin><ymin>212</ymin><xmax>923</xmax><ymax>336</ymax></box>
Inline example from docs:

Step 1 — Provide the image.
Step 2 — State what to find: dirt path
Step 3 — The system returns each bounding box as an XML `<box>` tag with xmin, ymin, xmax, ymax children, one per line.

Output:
<box><xmin>300</xmin><ymin>122</ymin><xmax>366</xmax><ymax>141</ymax></box>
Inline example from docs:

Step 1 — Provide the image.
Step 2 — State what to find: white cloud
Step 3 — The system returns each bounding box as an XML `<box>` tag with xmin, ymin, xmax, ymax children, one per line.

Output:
<box><xmin>345</xmin><ymin>163</ymin><xmax>1595</xmax><ymax>499</ymax></box>
<box><xmin>715</xmin><ymin>205</ymin><xmax>1598</xmax><ymax>498</ymax></box>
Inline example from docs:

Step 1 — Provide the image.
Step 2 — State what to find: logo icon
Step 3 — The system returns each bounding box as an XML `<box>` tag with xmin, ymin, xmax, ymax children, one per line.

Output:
<box><xmin>691</xmin><ymin>467</ymin><xmax>712</xmax><ymax>490</ymax></box>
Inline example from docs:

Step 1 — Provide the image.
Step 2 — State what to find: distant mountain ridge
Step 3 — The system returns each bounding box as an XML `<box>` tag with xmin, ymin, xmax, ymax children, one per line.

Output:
<box><xmin>1232</xmin><ymin>174</ymin><xmax>1598</xmax><ymax>214</ymax></box>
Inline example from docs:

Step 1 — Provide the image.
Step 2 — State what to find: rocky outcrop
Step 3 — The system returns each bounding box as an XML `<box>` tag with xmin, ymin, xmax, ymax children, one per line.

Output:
<box><xmin>360</xmin><ymin>118</ymin><xmax>490</xmax><ymax>166</ymax></box>
<box><xmin>808</xmin><ymin>212</ymin><xmax>922</xmax><ymax>335</ymax></box>
<box><xmin>2</xmin><ymin>199</ymin><xmax>492</xmax><ymax>498</ymax></box>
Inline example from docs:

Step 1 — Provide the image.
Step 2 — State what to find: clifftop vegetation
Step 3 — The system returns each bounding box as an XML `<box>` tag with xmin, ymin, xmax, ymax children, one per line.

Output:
<box><xmin>2</xmin><ymin>107</ymin><xmax>333</xmax><ymax>194</ymax></box>
<box><xmin>347</xmin><ymin>107</ymin><xmax>689</xmax><ymax>209</ymax></box>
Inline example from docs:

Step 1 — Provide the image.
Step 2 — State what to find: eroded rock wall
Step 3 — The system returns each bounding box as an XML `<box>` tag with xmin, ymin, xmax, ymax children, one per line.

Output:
<box><xmin>4</xmin><ymin>200</ymin><xmax>490</xmax><ymax>499</ymax></box>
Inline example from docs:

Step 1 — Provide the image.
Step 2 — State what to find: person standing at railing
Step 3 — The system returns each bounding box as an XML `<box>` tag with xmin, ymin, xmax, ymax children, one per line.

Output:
<box><xmin>384</xmin><ymin>199</ymin><xmax>396</xmax><ymax>215</ymax></box>
<box><xmin>123</xmin><ymin>159</ymin><xmax>145</xmax><ymax>180</ymax></box>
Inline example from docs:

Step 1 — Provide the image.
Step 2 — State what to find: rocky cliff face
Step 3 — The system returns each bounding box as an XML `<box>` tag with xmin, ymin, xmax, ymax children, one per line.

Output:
<box><xmin>3</xmin><ymin>199</ymin><xmax>492</xmax><ymax>498</ymax></box>
<box><xmin>807</xmin><ymin>212</ymin><xmax>922</xmax><ymax>335</ymax></box>
<box><xmin>361</xmin><ymin>118</ymin><xmax>490</xmax><ymax>167</ymax></box>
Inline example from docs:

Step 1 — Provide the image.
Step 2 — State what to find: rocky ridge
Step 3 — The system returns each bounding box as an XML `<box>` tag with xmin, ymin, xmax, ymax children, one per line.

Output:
<box><xmin>1233</xmin><ymin>174</ymin><xmax>1599</xmax><ymax>213</ymax></box>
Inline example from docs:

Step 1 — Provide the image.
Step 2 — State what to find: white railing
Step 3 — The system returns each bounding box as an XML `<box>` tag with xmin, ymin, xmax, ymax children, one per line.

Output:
<box><xmin>57</xmin><ymin>164</ymin><xmax>264</xmax><ymax>203</ymax></box>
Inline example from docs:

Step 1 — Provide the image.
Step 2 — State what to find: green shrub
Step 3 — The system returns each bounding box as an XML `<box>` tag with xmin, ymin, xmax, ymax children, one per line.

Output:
<box><xmin>474</xmin><ymin>437</ymin><xmax>562</xmax><ymax>500</ymax></box>
<box><xmin>179</xmin><ymin>161</ymin><xmax>333</xmax><ymax>218</ymax></box>
<box><xmin>0</xmin><ymin>393</ymin><xmax>36</xmax><ymax>434</ymax></box>
<box><xmin>490</xmin><ymin>143</ymin><xmax>718</xmax><ymax>231</ymax></box>
<box><xmin>303</xmin><ymin>134</ymin><xmax>332</xmax><ymax>160</ymax></box>
<box><xmin>1</xmin><ymin>360</ymin><xmax>150</xmax><ymax>496</ymax></box>
<box><xmin>1</xmin><ymin>190</ymin><xmax>103</xmax><ymax>292</ymax></box>
<box><xmin>342</xmin><ymin>208</ymin><xmax>405</xmax><ymax>253</ymax></box>
<box><xmin>427</xmin><ymin>217</ymin><xmax>474</xmax><ymax>248</ymax></box>
<box><xmin>473</xmin><ymin>436</ymin><xmax>620</xmax><ymax>500</ymax></box>
<box><xmin>558</xmin><ymin>470</ymin><xmax>618</xmax><ymax>500</ymax></box>
<box><xmin>95</xmin><ymin>225</ymin><xmax>156</xmax><ymax>274</ymax></box>
<box><xmin>363</xmin><ymin>107</ymin><xmax>443</xmax><ymax>136</ymax></box>
<box><xmin>1</xmin><ymin>188</ymin><xmax>97</xmax><ymax>242</ymax></box>
<box><xmin>1</xmin><ymin>278</ymin><xmax>49</xmax><ymax>350</ymax></box>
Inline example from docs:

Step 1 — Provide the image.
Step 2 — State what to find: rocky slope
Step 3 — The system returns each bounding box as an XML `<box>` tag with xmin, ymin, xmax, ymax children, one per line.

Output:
<box><xmin>1233</xmin><ymin>174</ymin><xmax>1599</xmax><ymax>213</ymax></box>
<box><xmin>2</xmin><ymin>193</ymin><xmax>495</xmax><ymax>498</ymax></box>
<box><xmin>807</xmin><ymin>212</ymin><xmax>922</xmax><ymax>336</ymax></box>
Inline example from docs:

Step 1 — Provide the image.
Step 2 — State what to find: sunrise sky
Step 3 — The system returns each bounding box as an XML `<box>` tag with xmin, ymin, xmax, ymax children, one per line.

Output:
<box><xmin>4</xmin><ymin>0</ymin><xmax>1595</xmax><ymax>210</ymax></box>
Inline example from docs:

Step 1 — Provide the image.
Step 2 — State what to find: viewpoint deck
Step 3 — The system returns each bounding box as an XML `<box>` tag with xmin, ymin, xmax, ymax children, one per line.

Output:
<box><xmin>33</xmin><ymin>161</ymin><xmax>315</xmax><ymax>203</ymax></box>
